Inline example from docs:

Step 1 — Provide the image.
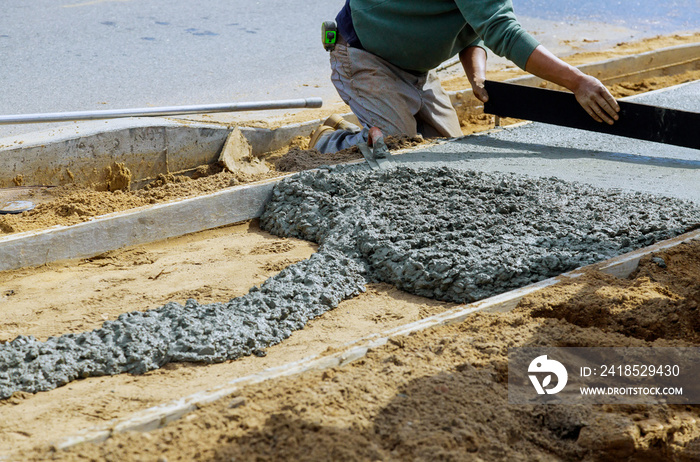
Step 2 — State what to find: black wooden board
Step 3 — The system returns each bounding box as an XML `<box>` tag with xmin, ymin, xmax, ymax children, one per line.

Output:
<box><xmin>483</xmin><ymin>80</ymin><xmax>700</xmax><ymax>150</ymax></box>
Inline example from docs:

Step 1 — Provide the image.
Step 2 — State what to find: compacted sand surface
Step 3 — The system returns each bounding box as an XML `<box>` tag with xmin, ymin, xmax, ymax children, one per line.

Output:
<box><xmin>20</xmin><ymin>239</ymin><xmax>700</xmax><ymax>461</ymax></box>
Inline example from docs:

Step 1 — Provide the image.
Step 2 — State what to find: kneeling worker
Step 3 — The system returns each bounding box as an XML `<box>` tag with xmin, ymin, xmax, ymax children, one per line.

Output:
<box><xmin>310</xmin><ymin>0</ymin><xmax>620</xmax><ymax>153</ymax></box>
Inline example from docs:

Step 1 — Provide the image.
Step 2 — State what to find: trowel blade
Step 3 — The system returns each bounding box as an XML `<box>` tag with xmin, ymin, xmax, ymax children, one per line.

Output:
<box><xmin>374</xmin><ymin>156</ymin><xmax>391</xmax><ymax>169</ymax></box>
<box><xmin>357</xmin><ymin>142</ymin><xmax>381</xmax><ymax>170</ymax></box>
<box><xmin>0</xmin><ymin>200</ymin><xmax>35</xmax><ymax>214</ymax></box>
<box><xmin>371</xmin><ymin>138</ymin><xmax>392</xmax><ymax>169</ymax></box>
<box><xmin>483</xmin><ymin>80</ymin><xmax>700</xmax><ymax>150</ymax></box>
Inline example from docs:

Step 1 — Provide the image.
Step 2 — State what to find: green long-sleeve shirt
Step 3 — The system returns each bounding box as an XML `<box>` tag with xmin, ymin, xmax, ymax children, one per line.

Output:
<box><xmin>348</xmin><ymin>0</ymin><xmax>540</xmax><ymax>73</ymax></box>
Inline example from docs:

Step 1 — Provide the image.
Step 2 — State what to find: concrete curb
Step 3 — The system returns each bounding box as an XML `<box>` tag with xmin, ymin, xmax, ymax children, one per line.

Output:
<box><xmin>47</xmin><ymin>228</ymin><xmax>700</xmax><ymax>452</ymax></box>
<box><xmin>0</xmin><ymin>176</ymin><xmax>286</xmax><ymax>272</ymax></box>
<box><xmin>0</xmin><ymin>118</ymin><xmax>231</xmax><ymax>190</ymax></box>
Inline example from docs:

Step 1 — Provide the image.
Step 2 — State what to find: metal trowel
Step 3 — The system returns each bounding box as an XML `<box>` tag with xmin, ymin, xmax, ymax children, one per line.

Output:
<box><xmin>0</xmin><ymin>186</ymin><xmax>40</xmax><ymax>214</ymax></box>
<box><xmin>358</xmin><ymin>127</ymin><xmax>392</xmax><ymax>170</ymax></box>
<box><xmin>0</xmin><ymin>200</ymin><xmax>34</xmax><ymax>214</ymax></box>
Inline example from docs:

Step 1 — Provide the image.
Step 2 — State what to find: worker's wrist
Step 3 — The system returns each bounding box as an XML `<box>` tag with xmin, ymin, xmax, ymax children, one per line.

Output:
<box><xmin>562</xmin><ymin>68</ymin><xmax>588</xmax><ymax>93</ymax></box>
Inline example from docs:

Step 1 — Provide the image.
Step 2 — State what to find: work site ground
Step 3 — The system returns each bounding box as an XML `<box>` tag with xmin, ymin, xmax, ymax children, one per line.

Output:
<box><xmin>1</xmin><ymin>33</ymin><xmax>699</xmax><ymax>462</ymax></box>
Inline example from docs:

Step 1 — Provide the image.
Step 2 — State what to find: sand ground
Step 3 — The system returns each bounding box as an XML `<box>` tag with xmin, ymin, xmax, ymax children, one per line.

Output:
<box><xmin>18</xmin><ymin>238</ymin><xmax>700</xmax><ymax>461</ymax></box>
<box><xmin>0</xmin><ymin>220</ymin><xmax>459</xmax><ymax>456</ymax></box>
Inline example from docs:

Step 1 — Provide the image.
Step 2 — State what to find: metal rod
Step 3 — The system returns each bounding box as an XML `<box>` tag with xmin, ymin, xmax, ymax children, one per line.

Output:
<box><xmin>0</xmin><ymin>97</ymin><xmax>323</xmax><ymax>125</ymax></box>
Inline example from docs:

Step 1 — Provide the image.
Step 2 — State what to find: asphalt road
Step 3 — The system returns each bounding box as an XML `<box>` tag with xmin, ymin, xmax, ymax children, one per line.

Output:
<box><xmin>0</xmin><ymin>0</ymin><xmax>342</xmax><ymax>139</ymax></box>
<box><xmin>0</xmin><ymin>0</ymin><xmax>698</xmax><ymax>140</ymax></box>
<box><xmin>517</xmin><ymin>0</ymin><xmax>699</xmax><ymax>28</ymax></box>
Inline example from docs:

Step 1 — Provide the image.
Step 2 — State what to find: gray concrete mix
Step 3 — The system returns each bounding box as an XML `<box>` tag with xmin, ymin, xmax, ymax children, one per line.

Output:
<box><xmin>398</xmin><ymin>81</ymin><xmax>700</xmax><ymax>204</ymax></box>
<box><xmin>0</xmin><ymin>248</ymin><xmax>367</xmax><ymax>398</ymax></box>
<box><xmin>262</xmin><ymin>166</ymin><xmax>699</xmax><ymax>303</ymax></box>
<box><xmin>1</xmin><ymin>165</ymin><xmax>699</xmax><ymax>399</ymax></box>
<box><xmin>1</xmin><ymin>82</ymin><xmax>699</xmax><ymax>399</ymax></box>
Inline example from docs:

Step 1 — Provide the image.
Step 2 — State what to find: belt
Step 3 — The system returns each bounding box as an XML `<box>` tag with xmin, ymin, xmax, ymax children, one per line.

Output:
<box><xmin>336</xmin><ymin>31</ymin><xmax>365</xmax><ymax>50</ymax></box>
<box><xmin>336</xmin><ymin>32</ymin><xmax>349</xmax><ymax>47</ymax></box>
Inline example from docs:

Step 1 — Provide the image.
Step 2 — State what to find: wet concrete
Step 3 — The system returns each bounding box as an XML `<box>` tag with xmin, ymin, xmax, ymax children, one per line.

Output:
<box><xmin>0</xmin><ymin>249</ymin><xmax>367</xmax><ymax>398</ymax></box>
<box><xmin>2</xmin><ymin>164</ymin><xmax>699</xmax><ymax>398</ymax></box>
<box><xmin>398</xmin><ymin>81</ymin><xmax>700</xmax><ymax>204</ymax></box>
<box><xmin>1</xmin><ymin>83</ymin><xmax>699</xmax><ymax>399</ymax></box>
<box><xmin>262</xmin><ymin>167</ymin><xmax>699</xmax><ymax>302</ymax></box>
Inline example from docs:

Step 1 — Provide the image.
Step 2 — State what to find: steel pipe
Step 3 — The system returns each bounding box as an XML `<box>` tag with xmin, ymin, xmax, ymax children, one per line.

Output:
<box><xmin>0</xmin><ymin>97</ymin><xmax>323</xmax><ymax>125</ymax></box>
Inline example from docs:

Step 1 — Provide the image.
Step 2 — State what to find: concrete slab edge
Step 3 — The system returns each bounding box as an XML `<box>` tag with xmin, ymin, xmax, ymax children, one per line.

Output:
<box><xmin>0</xmin><ymin>119</ymin><xmax>233</xmax><ymax>189</ymax></box>
<box><xmin>46</xmin><ymin>229</ymin><xmax>700</xmax><ymax>453</ymax></box>
<box><xmin>0</xmin><ymin>176</ymin><xmax>288</xmax><ymax>272</ymax></box>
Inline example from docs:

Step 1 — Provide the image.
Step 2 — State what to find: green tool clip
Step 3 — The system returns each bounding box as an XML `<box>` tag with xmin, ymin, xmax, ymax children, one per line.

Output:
<box><xmin>322</xmin><ymin>21</ymin><xmax>337</xmax><ymax>52</ymax></box>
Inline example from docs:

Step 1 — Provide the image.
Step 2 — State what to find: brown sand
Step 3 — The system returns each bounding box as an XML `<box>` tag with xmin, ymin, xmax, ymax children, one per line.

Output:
<box><xmin>0</xmin><ymin>167</ymin><xmax>281</xmax><ymax>234</ymax></box>
<box><xmin>104</xmin><ymin>162</ymin><xmax>133</xmax><ymax>192</ymax></box>
<box><xmin>18</xmin><ymin>239</ymin><xmax>700</xmax><ymax>461</ymax></box>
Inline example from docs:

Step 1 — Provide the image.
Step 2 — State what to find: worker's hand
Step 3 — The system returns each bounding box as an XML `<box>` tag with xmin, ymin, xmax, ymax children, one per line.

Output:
<box><xmin>524</xmin><ymin>45</ymin><xmax>620</xmax><ymax>124</ymax></box>
<box><xmin>460</xmin><ymin>46</ymin><xmax>489</xmax><ymax>103</ymax></box>
<box><xmin>470</xmin><ymin>77</ymin><xmax>488</xmax><ymax>103</ymax></box>
<box><xmin>571</xmin><ymin>75</ymin><xmax>620</xmax><ymax>125</ymax></box>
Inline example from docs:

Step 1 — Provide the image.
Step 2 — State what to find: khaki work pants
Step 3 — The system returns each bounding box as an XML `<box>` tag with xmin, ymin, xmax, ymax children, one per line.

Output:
<box><xmin>314</xmin><ymin>39</ymin><xmax>463</xmax><ymax>154</ymax></box>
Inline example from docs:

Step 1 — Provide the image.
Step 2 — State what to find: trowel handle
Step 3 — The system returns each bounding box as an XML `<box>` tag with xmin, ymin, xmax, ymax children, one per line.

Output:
<box><xmin>368</xmin><ymin>127</ymin><xmax>389</xmax><ymax>159</ymax></box>
<box><xmin>368</xmin><ymin>127</ymin><xmax>384</xmax><ymax>147</ymax></box>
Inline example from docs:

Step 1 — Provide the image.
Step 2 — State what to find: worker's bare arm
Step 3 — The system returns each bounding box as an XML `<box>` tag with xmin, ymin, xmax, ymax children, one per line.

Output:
<box><xmin>460</xmin><ymin>46</ymin><xmax>489</xmax><ymax>103</ymax></box>
<box><xmin>525</xmin><ymin>45</ymin><xmax>620</xmax><ymax>124</ymax></box>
